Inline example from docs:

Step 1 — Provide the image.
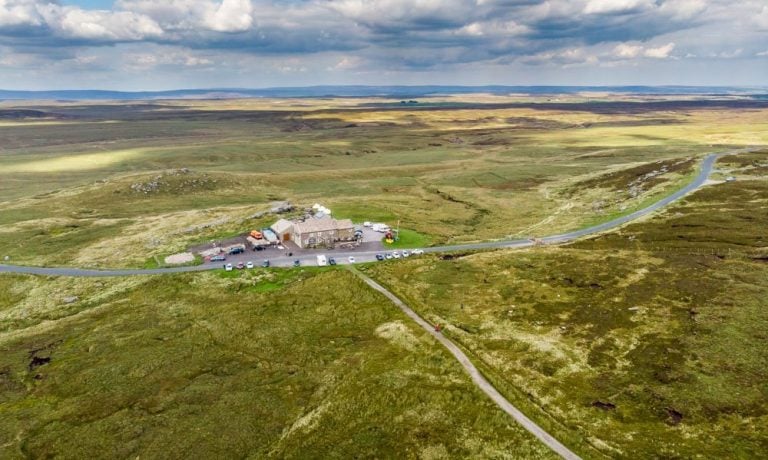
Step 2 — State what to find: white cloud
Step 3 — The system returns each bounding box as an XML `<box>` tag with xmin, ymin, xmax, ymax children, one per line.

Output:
<box><xmin>614</xmin><ymin>43</ymin><xmax>643</xmax><ymax>58</ymax></box>
<box><xmin>329</xmin><ymin>56</ymin><xmax>362</xmax><ymax>71</ymax></box>
<box><xmin>203</xmin><ymin>0</ymin><xmax>253</xmax><ymax>32</ymax></box>
<box><xmin>644</xmin><ymin>42</ymin><xmax>675</xmax><ymax>58</ymax></box>
<box><xmin>328</xmin><ymin>0</ymin><xmax>475</xmax><ymax>28</ymax></box>
<box><xmin>612</xmin><ymin>41</ymin><xmax>676</xmax><ymax>60</ymax></box>
<box><xmin>50</xmin><ymin>8</ymin><xmax>163</xmax><ymax>40</ymax></box>
<box><xmin>117</xmin><ymin>0</ymin><xmax>253</xmax><ymax>33</ymax></box>
<box><xmin>0</xmin><ymin>0</ymin><xmax>42</xmax><ymax>27</ymax></box>
<box><xmin>658</xmin><ymin>0</ymin><xmax>707</xmax><ymax>20</ymax></box>
<box><xmin>756</xmin><ymin>6</ymin><xmax>768</xmax><ymax>29</ymax></box>
<box><xmin>584</xmin><ymin>0</ymin><xmax>653</xmax><ymax>15</ymax></box>
<box><xmin>0</xmin><ymin>0</ymin><xmax>163</xmax><ymax>41</ymax></box>
<box><xmin>456</xmin><ymin>20</ymin><xmax>529</xmax><ymax>37</ymax></box>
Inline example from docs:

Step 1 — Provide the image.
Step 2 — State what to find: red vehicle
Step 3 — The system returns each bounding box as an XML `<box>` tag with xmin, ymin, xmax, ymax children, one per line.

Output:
<box><xmin>236</xmin><ymin>262</ymin><xmax>245</xmax><ymax>269</ymax></box>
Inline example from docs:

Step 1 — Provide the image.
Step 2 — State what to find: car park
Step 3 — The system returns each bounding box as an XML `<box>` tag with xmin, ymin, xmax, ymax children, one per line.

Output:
<box><xmin>224</xmin><ymin>263</ymin><xmax>233</xmax><ymax>271</ymax></box>
<box><xmin>211</xmin><ymin>255</ymin><xmax>226</xmax><ymax>262</ymax></box>
<box><xmin>329</xmin><ymin>257</ymin><xmax>337</xmax><ymax>266</ymax></box>
<box><xmin>245</xmin><ymin>261</ymin><xmax>254</xmax><ymax>269</ymax></box>
<box><xmin>348</xmin><ymin>256</ymin><xmax>356</xmax><ymax>263</ymax></box>
<box><xmin>402</xmin><ymin>250</ymin><xmax>410</xmax><ymax>258</ymax></box>
<box><xmin>375</xmin><ymin>254</ymin><xmax>385</xmax><ymax>261</ymax></box>
<box><xmin>262</xmin><ymin>260</ymin><xmax>270</xmax><ymax>268</ymax></box>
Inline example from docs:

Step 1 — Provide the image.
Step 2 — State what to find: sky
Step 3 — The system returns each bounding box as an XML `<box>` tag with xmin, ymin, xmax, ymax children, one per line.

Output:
<box><xmin>0</xmin><ymin>0</ymin><xmax>766</xmax><ymax>90</ymax></box>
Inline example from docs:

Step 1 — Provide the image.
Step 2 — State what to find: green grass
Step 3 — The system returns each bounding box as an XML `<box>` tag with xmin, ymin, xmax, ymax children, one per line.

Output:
<box><xmin>0</xmin><ymin>270</ymin><xmax>555</xmax><ymax>459</ymax></box>
<box><xmin>367</xmin><ymin>178</ymin><xmax>768</xmax><ymax>458</ymax></box>
<box><xmin>383</xmin><ymin>228</ymin><xmax>432</xmax><ymax>249</ymax></box>
<box><xmin>2</xmin><ymin>98</ymin><xmax>760</xmax><ymax>268</ymax></box>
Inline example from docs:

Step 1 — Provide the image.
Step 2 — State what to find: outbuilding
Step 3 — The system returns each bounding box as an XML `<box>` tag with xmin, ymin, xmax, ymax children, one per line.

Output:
<box><xmin>271</xmin><ymin>219</ymin><xmax>294</xmax><ymax>242</ymax></box>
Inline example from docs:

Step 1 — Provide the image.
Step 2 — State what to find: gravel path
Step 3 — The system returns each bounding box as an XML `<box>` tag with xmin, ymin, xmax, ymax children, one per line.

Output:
<box><xmin>352</xmin><ymin>268</ymin><xmax>582</xmax><ymax>460</ymax></box>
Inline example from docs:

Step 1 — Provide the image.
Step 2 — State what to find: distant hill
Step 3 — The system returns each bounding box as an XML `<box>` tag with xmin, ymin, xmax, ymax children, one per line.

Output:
<box><xmin>0</xmin><ymin>85</ymin><xmax>765</xmax><ymax>100</ymax></box>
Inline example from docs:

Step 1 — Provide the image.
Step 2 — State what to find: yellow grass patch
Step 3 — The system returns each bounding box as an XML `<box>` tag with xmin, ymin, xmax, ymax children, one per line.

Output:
<box><xmin>2</xmin><ymin>149</ymin><xmax>146</xmax><ymax>173</ymax></box>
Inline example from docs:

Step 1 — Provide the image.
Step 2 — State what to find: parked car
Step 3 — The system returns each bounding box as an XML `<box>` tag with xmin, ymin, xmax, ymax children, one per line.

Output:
<box><xmin>236</xmin><ymin>262</ymin><xmax>245</xmax><ymax>269</ymax></box>
<box><xmin>262</xmin><ymin>260</ymin><xmax>270</xmax><ymax>268</ymax></box>
<box><xmin>229</xmin><ymin>247</ymin><xmax>244</xmax><ymax>255</ymax></box>
<box><xmin>246</xmin><ymin>261</ymin><xmax>254</xmax><ymax>269</ymax></box>
<box><xmin>348</xmin><ymin>256</ymin><xmax>356</xmax><ymax>263</ymax></box>
<box><xmin>402</xmin><ymin>250</ymin><xmax>410</xmax><ymax>258</ymax></box>
<box><xmin>328</xmin><ymin>257</ymin><xmax>337</xmax><ymax>266</ymax></box>
<box><xmin>363</xmin><ymin>221</ymin><xmax>372</xmax><ymax>227</ymax></box>
<box><xmin>385</xmin><ymin>253</ymin><xmax>393</xmax><ymax>260</ymax></box>
<box><xmin>375</xmin><ymin>254</ymin><xmax>385</xmax><ymax>261</ymax></box>
<box><xmin>392</xmin><ymin>251</ymin><xmax>401</xmax><ymax>259</ymax></box>
<box><xmin>224</xmin><ymin>263</ymin><xmax>233</xmax><ymax>271</ymax></box>
<box><xmin>211</xmin><ymin>255</ymin><xmax>226</xmax><ymax>262</ymax></box>
<box><xmin>277</xmin><ymin>244</ymin><xmax>285</xmax><ymax>250</ymax></box>
<box><xmin>293</xmin><ymin>259</ymin><xmax>301</xmax><ymax>267</ymax></box>
<box><xmin>412</xmin><ymin>249</ymin><xmax>424</xmax><ymax>255</ymax></box>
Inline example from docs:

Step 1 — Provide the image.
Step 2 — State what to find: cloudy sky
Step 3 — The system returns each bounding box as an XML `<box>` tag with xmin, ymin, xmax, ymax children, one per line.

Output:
<box><xmin>0</xmin><ymin>0</ymin><xmax>766</xmax><ymax>90</ymax></box>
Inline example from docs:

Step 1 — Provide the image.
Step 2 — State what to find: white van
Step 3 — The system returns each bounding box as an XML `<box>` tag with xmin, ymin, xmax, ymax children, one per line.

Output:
<box><xmin>317</xmin><ymin>255</ymin><xmax>327</xmax><ymax>266</ymax></box>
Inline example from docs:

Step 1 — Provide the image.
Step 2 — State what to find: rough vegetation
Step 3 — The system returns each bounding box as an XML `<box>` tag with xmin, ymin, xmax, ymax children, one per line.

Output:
<box><xmin>0</xmin><ymin>269</ymin><xmax>555</xmax><ymax>459</ymax></box>
<box><xmin>0</xmin><ymin>97</ymin><xmax>766</xmax><ymax>458</ymax></box>
<box><xmin>2</xmin><ymin>97</ymin><xmax>766</xmax><ymax>267</ymax></box>
<box><xmin>367</xmin><ymin>169</ymin><xmax>768</xmax><ymax>458</ymax></box>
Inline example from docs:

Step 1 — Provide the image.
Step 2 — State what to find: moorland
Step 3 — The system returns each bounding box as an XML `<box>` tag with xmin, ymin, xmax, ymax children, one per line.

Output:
<box><xmin>0</xmin><ymin>93</ymin><xmax>766</xmax><ymax>458</ymax></box>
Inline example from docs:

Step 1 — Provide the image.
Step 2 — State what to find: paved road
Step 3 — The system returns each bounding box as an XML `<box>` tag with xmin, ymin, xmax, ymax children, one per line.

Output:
<box><xmin>352</xmin><ymin>268</ymin><xmax>582</xmax><ymax>460</ymax></box>
<box><xmin>0</xmin><ymin>148</ymin><xmax>754</xmax><ymax>278</ymax></box>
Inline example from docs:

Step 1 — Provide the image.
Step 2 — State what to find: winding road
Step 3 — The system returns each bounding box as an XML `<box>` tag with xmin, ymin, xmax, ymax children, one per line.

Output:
<box><xmin>0</xmin><ymin>148</ymin><xmax>750</xmax><ymax>277</ymax></box>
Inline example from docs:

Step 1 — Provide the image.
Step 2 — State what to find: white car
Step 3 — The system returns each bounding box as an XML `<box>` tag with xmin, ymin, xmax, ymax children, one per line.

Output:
<box><xmin>363</xmin><ymin>221</ymin><xmax>372</xmax><ymax>227</ymax></box>
<box><xmin>277</xmin><ymin>244</ymin><xmax>285</xmax><ymax>250</ymax></box>
<box><xmin>402</xmin><ymin>250</ymin><xmax>410</xmax><ymax>258</ymax></box>
<box><xmin>348</xmin><ymin>256</ymin><xmax>356</xmax><ymax>263</ymax></box>
<box><xmin>392</xmin><ymin>251</ymin><xmax>401</xmax><ymax>259</ymax></box>
<box><xmin>246</xmin><ymin>261</ymin><xmax>254</xmax><ymax>269</ymax></box>
<box><xmin>385</xmin><ymin>253</ymin><xmax>393</xmax><ymax>260</ymax></box>
<box><xmin>412</xmin><ymin>249</ymin><xmax>424</xmax><ymax>255</ymax></box>
<box><xmin>224</xmin><ymin>263</ymin><xmax>233</xmax><ymax>271</ymax></box>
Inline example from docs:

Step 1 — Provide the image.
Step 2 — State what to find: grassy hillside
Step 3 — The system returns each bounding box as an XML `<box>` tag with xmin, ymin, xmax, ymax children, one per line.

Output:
<box><xmin>366</xmin><ymin>168</ymin><xmax>768</xmax><ymax>458</ymax></box>
<box><xmin>0</xmin><ymin>268</ymin><xmax>556</xmax><ymax>459</ymax></box>
<box><xmin>3</xmin><ymin>96</ymin><xmax>763</xmax><ymax>268</ymax></box>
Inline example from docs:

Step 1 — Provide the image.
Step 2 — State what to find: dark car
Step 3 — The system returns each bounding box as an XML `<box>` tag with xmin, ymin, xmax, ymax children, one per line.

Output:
<box><xmin>375</xmin><ymin>254</ymin><xmax>385</xmax><ymax>261</ymax></box>
<box><xmin>261</xmin><ymin>260</ymin><xmax>270</xmax><ymax>268</ymax></box>
<box><xmin>210</xmin><ymin>255</ymin><xmax>226</xmax><ymax>262</ymax></box>
<box><xmin>229</xmin><ymin>247</ymin><xmax>244</xmax><ymax>255</ymax></box>
<box><xmin>328</xmin><ymin>257</ymin><xmax>337</xmax><ymax>266</ymax></box>
<box><xmin>293</xmin><ymin>259</ymin><xmax>301</xmax><ymax>267</ymax></box>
